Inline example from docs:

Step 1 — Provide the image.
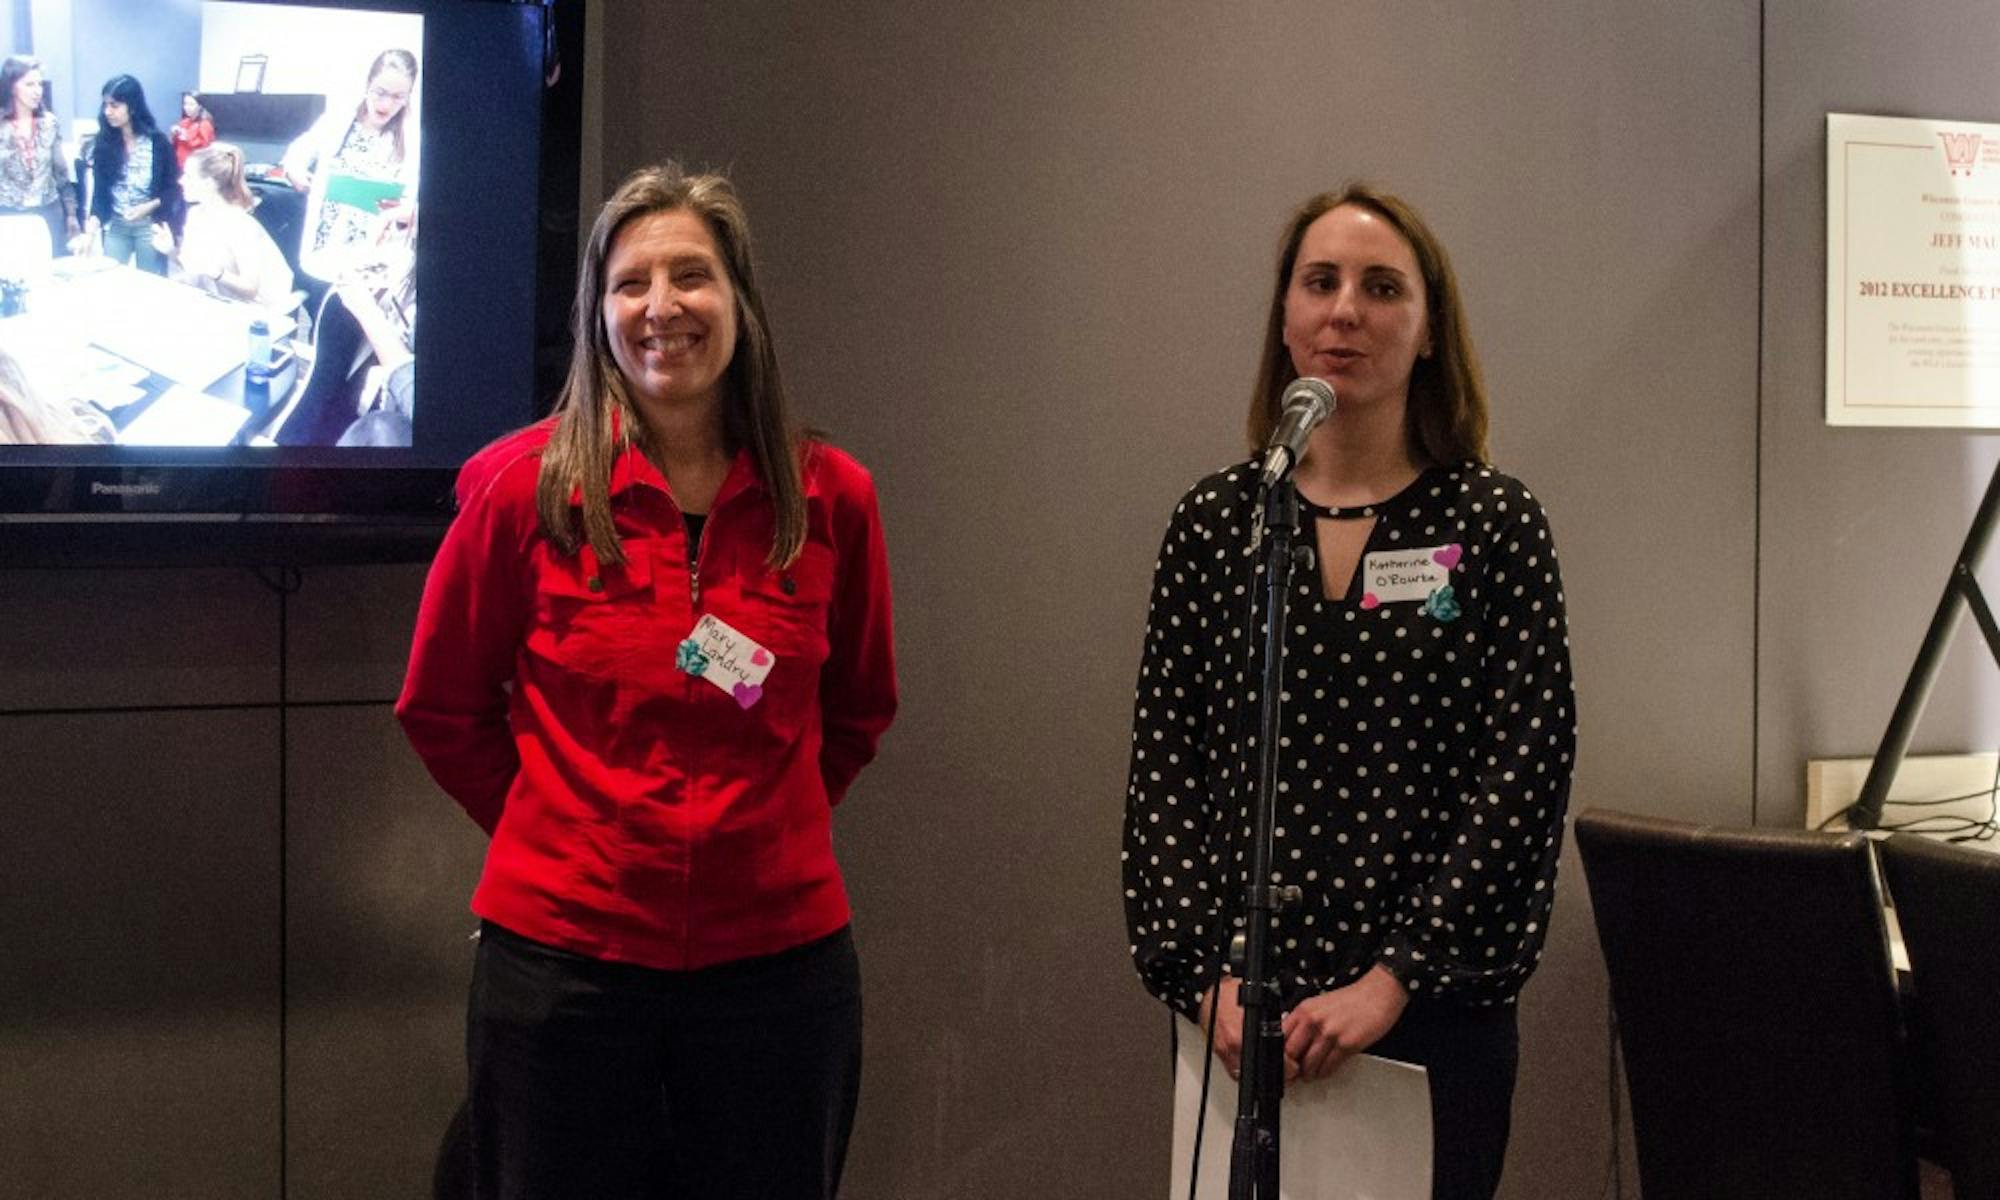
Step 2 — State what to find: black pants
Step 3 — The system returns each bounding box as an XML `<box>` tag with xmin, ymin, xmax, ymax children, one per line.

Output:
<box><xmin>467</xmin><ymin>922</ymin><xmax>863</xmax><ymax>1200</ymax></box>
<box><xmin>1369</xmin><ymin>1002</ymin><xmax>1520</xmax><ymax>1200</ymax></box>
<box><xmin>277</xmin><ymin>293</ymin><xmax>367</xmax><ymax>446</ymax></box>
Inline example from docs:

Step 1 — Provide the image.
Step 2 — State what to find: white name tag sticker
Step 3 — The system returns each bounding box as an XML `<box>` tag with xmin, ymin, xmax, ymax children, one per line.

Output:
<box><xmin>674</xmin><ymin>614</ymin><xmax>777</xmax><ymax>708</ymax></box>
<box><xmin>1359</xmin><ymin>543</ymin><xmax>1461</xmax><ymax>609</ymax></box>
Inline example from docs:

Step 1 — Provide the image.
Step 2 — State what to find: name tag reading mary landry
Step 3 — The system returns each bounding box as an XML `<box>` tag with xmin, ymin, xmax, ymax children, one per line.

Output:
<box><xmin>675</xmin><ymin>615</ymin><xmax>776</xmax><ymax>710</ymax></box>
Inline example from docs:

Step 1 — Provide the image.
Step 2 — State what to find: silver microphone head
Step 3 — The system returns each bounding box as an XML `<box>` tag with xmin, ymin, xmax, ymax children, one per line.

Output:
<box><xmin>1280</xmin><ymin>376</ymin><xmax>1336</xmax><ymax>422</ymax></box>
<box><xmin>1258</xmin><ymin>377</ymin><xmax>1337</xmax><ymax>490</ymax></box>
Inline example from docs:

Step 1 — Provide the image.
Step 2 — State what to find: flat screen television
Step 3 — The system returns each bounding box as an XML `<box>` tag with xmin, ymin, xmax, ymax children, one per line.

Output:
<box><xmin>0</xmin><ymin>0</ymin><xmax>582</xmax><ymax>564</ymax></box>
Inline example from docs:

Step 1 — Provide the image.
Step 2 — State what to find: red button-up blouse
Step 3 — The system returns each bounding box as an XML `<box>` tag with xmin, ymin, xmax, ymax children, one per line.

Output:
<box><xmin>396</xmin><ymin>420</ymin><xmax>898</xmax><ymax>970</ymax></box>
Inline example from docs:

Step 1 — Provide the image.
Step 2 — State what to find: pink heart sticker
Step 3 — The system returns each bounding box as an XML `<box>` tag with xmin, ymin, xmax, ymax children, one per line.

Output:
<box><xmin>732</xmin><ymin>682</ymin><xmax>764</xmax><ymax>710</ymax></box>
<box><xmin>750</xmin><ymin>648</ymin><xmax>771</xmax><ymax>667</ymax></box>
<box><xmin>1360</xmin><ymin>593</ymin><xmax>1381</xmax><ymax>610</ymax></box>
<box><xmin>1433</xmin><ymin>543</ymin><xmax>1463</xmax><ymax>570</ymax></box>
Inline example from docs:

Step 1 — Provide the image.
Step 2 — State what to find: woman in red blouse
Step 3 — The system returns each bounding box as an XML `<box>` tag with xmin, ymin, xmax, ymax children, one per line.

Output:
<box><xmin>168</xmin><ymin>92</ymin><xmax>214</xmax><ymax>170</ymax></box>
<box><xmin>397</xmin><ymin>163</ymin><xmax>898</xmax><ymax>1200</ymax></box>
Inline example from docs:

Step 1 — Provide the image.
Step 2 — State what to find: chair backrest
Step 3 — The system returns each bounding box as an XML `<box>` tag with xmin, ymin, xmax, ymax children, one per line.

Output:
<box><xmin>247</xmin><ymin>180</ymin><xmax>306</xmax><ymax>279</ymax></box>
<box><xmin>73</xmin><ymin>136</ymin><xmax>93</xmax><ymax>223</ymax></box>
<box><xmin>1879</xmin><ymin>834</ymin><xmax>2000</xmax><ymax>1200</ymax></box>
<box><xmin>1575</xmin><ymin>808</ymin><xmax>1917</xmax><ymax>1200</ymax></box>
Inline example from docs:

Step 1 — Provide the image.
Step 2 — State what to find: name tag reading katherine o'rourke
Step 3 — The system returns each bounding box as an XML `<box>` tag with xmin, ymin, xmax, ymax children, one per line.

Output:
<box><xmin>1358</xmin><ymin>543</ymin><xmax>1461</xmax><ymax>609</ymax></box>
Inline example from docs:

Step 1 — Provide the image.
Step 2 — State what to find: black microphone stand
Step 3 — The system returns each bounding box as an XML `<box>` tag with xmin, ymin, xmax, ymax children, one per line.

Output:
<box><xmin>1229</xmin><ymin>478</ymin><xmax>1309</xmax><ymax>1200</ymax></box>
<box><xmin>1850</xmin><ymin>455</ymin><xmax>2000</xmax><ymax>829</ymax></box>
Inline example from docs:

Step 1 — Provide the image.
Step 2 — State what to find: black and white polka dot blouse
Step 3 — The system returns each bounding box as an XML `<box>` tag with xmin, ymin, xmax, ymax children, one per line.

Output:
<box><xmin>1122</xmin><ymin>458</ymin><xmax>1576</xmax><ymax>1020</ymax></box>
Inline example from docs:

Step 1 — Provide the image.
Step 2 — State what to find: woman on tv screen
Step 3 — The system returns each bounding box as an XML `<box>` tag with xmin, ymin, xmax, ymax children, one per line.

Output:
<box><xmin>83</xmin><ymin>74</ymin><xmax>179</xmax><ymax>275</ymax></box>
<box><xmin>169</xmin><ymin>90</ymin><xmax>214</xmax><ymax>170</ymax></box>
<box><xmin>281</xmin><ymin>48</ymin><xmax>419</xmax><ymax>289</ymax></box>
<box><xmin>154</xmin><ymin>142</ymin><xmax>294</xmax><ymax>310</ymax></box>
<box><xmin>0</xmin><ymin>55</ymin><xmax>79</xmax><ymax>256</ymax></box>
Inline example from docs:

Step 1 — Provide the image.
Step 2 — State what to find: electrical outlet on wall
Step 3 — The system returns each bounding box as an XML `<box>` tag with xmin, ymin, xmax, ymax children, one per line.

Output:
<box><xmin>1806</xmin><ymin>753</ymin><xmax>2000</xmax><ymax>839</ymax></box>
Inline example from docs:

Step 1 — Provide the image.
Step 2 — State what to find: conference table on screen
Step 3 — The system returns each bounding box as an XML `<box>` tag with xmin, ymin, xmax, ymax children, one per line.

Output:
<box><xmin>0</xmin><ymin>257</ymin><xmax>299</xmax><ymax>446</ymax></box>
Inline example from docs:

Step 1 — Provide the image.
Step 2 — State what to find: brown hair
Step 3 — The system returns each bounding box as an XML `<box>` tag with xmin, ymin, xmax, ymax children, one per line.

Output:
<box><xmin>0</xmin><ymin>56</ymin><xmax>46</xmax><ymax>121</ymax></box>
<box><xmin>1247</xmin><ymin>183</ymin><xmax>1488</xmax><ymax>465</ymax></box>
<box><xmin>0</xmin><ymin>349</ymin><xmax>54</xmax><ymax>443</ymax></box>
<box><xmin>186</xmin><ymin>142</ymin><xmax>254</xmax><ymax>208</ymax></box>
<box><xmin>536</xmin><ymin>162</ymin><xmax>805</xmax><ymax>568</ymax></box>
<box><xmin>353</xmin><ymin>49</ymin><xmax>417</xmax><ymax>164</ymax></box>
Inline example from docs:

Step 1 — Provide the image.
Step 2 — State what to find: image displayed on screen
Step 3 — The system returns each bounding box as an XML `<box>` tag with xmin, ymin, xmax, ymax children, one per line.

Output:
<box><xmin>0</xmin><ymin>2</ymin><xmax>423</xmax><ymax>449</ymax></box>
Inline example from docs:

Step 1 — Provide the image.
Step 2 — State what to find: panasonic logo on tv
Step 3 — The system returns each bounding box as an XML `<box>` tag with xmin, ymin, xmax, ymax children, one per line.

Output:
<box><xmin>90</xmin><ymin>481</ymin><xmax>164</xmax><ymax>497</ymax></box>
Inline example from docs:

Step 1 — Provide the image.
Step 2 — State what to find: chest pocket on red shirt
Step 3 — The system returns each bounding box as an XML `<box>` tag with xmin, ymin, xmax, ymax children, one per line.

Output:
<box><xmin>736</xmin><ymin>542</ymin><xmax>836</xmax><ymax>663</ymax></box>
<box><xmin>528</xmin><ymin>541</ymin><xmax>664</xmax><ymax>678</ymax></box>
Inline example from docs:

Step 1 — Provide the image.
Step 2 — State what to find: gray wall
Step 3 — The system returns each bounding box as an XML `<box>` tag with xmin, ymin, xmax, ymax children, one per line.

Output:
<box><xmin>0</xmin><ymin>564</ymin><xmax>486</xmax><ymax>1197</ymax></box>
<box><xmin>1756</xmin><ymin>2</ymin><xmax>2000</xmax><ymax>823</ymax></box>
<box><xmin>0</xmin><ymin>1</ymin><xmax>1993</xmax><ymax>1196</ymax></box>
<box><xmin>65</xmin><ymin>0</ymin><xmax>202</xmax><ymax>129</ymax></box>
<box><xmin>595</xmin><ymin>2</ymin><xmax>1756</xmax><ymax>1196</ymax></box>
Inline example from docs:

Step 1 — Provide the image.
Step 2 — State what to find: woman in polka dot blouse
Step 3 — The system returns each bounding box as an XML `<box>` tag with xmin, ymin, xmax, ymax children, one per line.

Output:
<box><xmin>1122</xmin><ymin>184</ymin><xmax>1576</xmax><ymax>1200</ymax></box>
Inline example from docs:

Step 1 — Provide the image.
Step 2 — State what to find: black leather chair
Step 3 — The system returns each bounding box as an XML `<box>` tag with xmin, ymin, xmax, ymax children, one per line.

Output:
<box><xmin>1575</xmin><ymin>809</ymin><xmax>1919</xmax><ymax>1200</ymax></box>
<box><xmin>246</xmin><ymin>177</ymin><xmax>305</xmax><ymax>281</ymax></box>
<box><xmin>72</xmin><ymin>139</ymin><xmax>94</xmax><ymax>239</ymax></box>
<box><xmin>245</xmin><ymin>178</ymin><xmax>325</xmax><ymax>315</ymax></box>
<box><xmin>1880</xmin><ymin>833</ymin><xmax>2000</xmax><ymax>1200</ymax></box>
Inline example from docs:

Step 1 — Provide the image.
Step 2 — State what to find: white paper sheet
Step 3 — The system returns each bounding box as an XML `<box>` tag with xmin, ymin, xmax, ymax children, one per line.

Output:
<box><xmin>1171</xmin><ymin>1031</ymin><xmax>1431</xmax><ymax>1200</ymax></box>
<box><xmin>80</xmin><ymin>382</ymin><xmax>147</xmax><ymax>411</ymax></box>
<box><xmin>118</xmin><ymin>386</ymin><xmax>250</xmax><ymax>446</ymax></box>
<box><xmin>78</xmin><ymin>348</ymin><xmax>149</xmax><ymax>388</ymax></box>
<box><xmin>64</xmin><ymin>267</ymin><xmax>254</xmax><ymax>388</ymax></box>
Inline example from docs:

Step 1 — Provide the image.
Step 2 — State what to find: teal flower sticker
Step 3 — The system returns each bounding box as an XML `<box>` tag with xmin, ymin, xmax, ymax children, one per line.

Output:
<box><xmin>675</xmin><ymin>638</ymin><xmax>710</xmax><ymax>676</ymax></box>
<box><xmin>1420</xmin><ymin>584</ymin><xmax>1460</xmax><ymax>623</ymax></box>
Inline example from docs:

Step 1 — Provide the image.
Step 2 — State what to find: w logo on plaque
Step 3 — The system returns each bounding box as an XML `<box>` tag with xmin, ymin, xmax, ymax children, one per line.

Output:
<box><xmin>1939</xmin><ymin>131</ymin><xmax>1984</xmax><ymax>176</ymax></box>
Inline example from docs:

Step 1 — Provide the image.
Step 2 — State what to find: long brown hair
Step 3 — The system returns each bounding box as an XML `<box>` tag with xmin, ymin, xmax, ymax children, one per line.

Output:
<box><xmin>0</xmin><ymin>348</ymin><xmax>56</xmax><ymax>443</ymax></box>
<box><xmin>536</xmin><ymin>162</ymin><xmax>805</xmax><ymax>568</ymax></box>
<box><xmin>353</xmin><ymin>49</ymin><xmax>417</xmax><ymax>164</ymax></box>
<box><xmin>1247</xmin><ymin>183</ymin><xmax>1488</xmax><ymax>465</ymax></box>
<box><xmin>0</xmin><ymin>56</ymin><xmax>47</xmax><ymax>121</ymax></box>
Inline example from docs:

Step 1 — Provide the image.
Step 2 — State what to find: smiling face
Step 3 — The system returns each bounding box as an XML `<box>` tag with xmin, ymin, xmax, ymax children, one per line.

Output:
<box><xmin>12</xmin><ymin>69</ymin><xmax>41</xmax><ymax>117</ymax></box>
<box><xmin>601</xmin><ymin>208</ymin><xmax>739</xmax><ymax>421</ymax></box>
<box><xmin>1281</xmin><ymin>203</ymin><xmax>1432</xmax><ymax>413</ymax></box>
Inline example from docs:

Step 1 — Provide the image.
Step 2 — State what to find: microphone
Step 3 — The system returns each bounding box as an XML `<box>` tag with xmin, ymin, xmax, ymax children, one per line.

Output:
<box><xmin>1256</xmin><ymin>377</ymin><xmax>1336</xmax><ymax>491</ymax></box>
